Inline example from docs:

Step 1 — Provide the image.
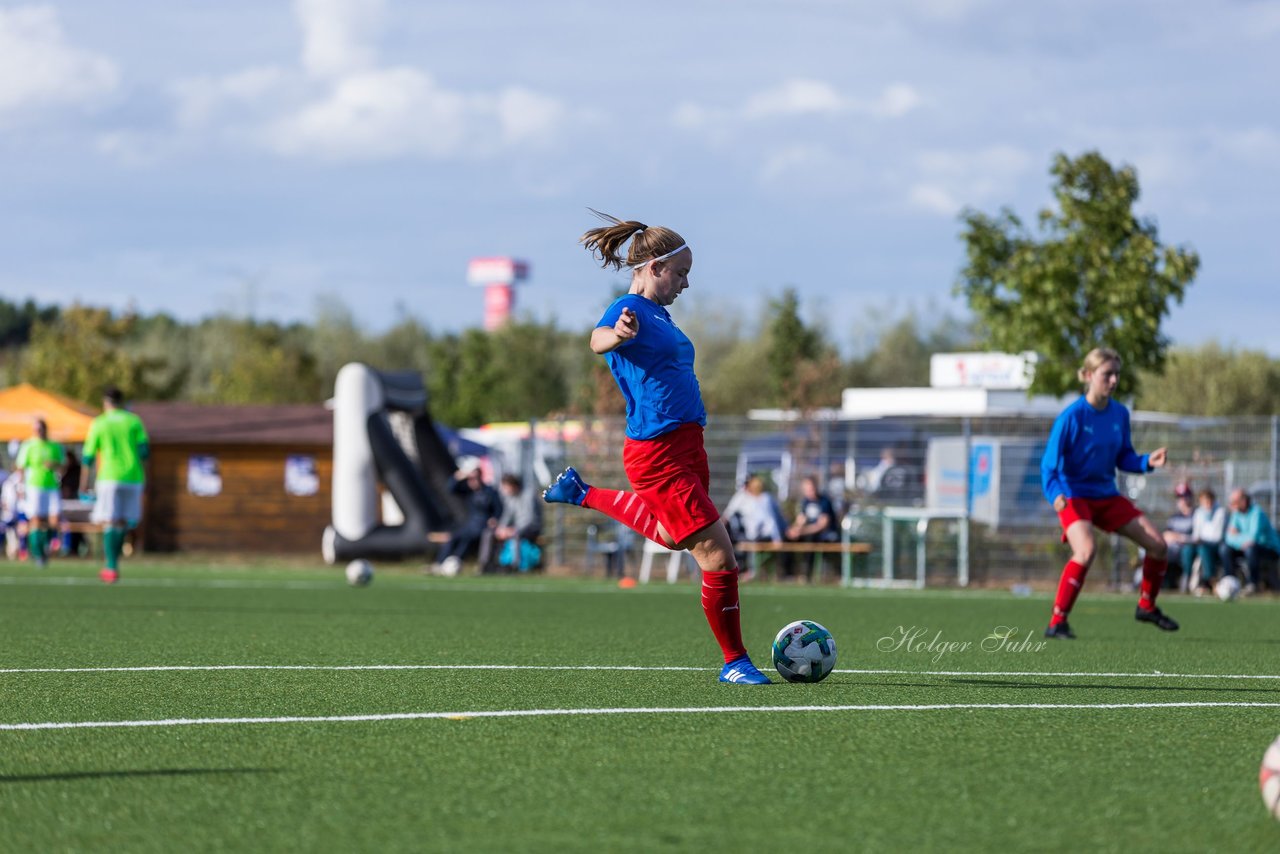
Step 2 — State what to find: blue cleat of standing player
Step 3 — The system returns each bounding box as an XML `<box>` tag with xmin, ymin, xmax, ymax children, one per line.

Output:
<box><xmin>719</xmin><ymin>656</ymin><xmax>773</xmax><ymax>684</ymax></box>
<box><xmin>542</xmin><ymin>466</ymin><xmax>589</xmax><ymax>506</ymax></box>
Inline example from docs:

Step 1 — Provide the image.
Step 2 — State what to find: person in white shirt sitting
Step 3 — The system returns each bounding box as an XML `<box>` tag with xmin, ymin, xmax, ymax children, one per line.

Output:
<box><xmin>1190</xmin><ymin>488</ymin><xmax>1227</xmax><ymax>595</ymax></box>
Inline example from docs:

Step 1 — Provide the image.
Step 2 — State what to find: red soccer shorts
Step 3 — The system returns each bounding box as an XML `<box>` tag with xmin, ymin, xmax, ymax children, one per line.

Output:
<box><xmin>1056</xmin><ymin>495</ymin><xmax>1143</xmax><ymax>541</ymax></box>
<box><xmin>622</xmin><ymin>423</ymin><xmax>720</xmax><ymax>546</ymax></box>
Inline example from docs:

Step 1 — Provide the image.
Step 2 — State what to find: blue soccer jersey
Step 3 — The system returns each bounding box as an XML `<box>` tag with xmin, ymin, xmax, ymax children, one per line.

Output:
<box><xmin>1041</xmin><ymin>396</ymin><xmax>1149</xmax><ymax>502</ymax></box>
<box><xmin>597</xmin><ymin>294</ymin><xmax>707</xmax><ymax>440</ymax></box>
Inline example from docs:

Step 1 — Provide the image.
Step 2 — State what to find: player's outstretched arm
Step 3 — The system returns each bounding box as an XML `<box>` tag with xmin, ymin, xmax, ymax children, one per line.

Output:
<box><xmin>590</xmin><ymin>307</ymin><xmax>639</xmax><ymax>354</ymax></box>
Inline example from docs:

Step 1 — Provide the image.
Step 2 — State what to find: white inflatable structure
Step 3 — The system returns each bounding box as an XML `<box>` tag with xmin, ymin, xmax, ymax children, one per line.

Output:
<box><xmin>322</xmin><ymin>364</ymin><xmax>462</xmax><ymax>563</ymax></box>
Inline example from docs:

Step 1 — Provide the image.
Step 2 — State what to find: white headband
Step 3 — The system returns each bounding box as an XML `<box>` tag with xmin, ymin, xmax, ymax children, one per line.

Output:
<box><xmin>631</xmin><ymin>243</ymin><xmax>689</xmax><ymax>270</ymax></box>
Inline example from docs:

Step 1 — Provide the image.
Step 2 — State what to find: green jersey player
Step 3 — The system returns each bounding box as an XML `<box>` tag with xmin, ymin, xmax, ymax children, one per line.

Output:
<box><xmin>80</xmin><ymin>386</ymin><xmax>150</xmax><ymax>584</ymax></box>
<box><xmin>16</xmin><ymin>418</ymin><xmax>64</xmax><ymax>567</ymax></box>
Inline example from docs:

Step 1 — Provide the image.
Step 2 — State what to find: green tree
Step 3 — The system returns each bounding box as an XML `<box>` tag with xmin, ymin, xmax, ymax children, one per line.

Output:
<box><xmin>764</xmin><ymin>288</ymin><xmax>840</xmax><ymax>410</ymax></box>
<box><xmin>845</xmin><ymin>307</ymin><xmax>979</xmax><ymax>389</ymax></box>
<box><xmin>192</xmin><ymin>318</ymin><xmax>325</xmax><ymax>404</ymax></box>
<box><xmin>1137</xmin><ymin>343</ymin><xmax>1280</xmax><ymax>415</ymax></box>
<box><xmin>956</xmin><ymin>151</ymin><xmax>1199</xmax><ymax>397</ymax></box>
<box><xmin>22</xmin><ymin>305</ymin><xmax>171</xmax><ymax>403</ymax></box>
<box><xmin>0</xmin><ymin>298</ymin><xmax>60</xmax><ymax>348</ymax></box>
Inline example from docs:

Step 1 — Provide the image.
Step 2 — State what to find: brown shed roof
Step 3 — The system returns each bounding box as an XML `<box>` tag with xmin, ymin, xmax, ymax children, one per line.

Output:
<box><xmin>130</xmin><ymin>402</ymin><xmax>333</xmax><ymax>446</ymax></box>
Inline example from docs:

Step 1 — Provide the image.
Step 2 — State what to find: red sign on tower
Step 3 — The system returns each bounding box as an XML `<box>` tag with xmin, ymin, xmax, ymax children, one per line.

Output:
<box><xmin>467</xmin><ymin>257</ymin><xmax>530</xmax><ymax>331</ymax></box>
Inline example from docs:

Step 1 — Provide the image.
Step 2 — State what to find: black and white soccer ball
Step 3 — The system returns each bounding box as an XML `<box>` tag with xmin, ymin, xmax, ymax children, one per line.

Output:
<box><xmin>345</xmin><ymin>559</ymin><xmax>374</xmax><ymax>587</ymax></box>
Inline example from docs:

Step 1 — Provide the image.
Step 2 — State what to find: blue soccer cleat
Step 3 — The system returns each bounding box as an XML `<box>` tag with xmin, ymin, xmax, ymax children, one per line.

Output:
<box><xmin>543</xmin><ymin>466</ymin><xmax>589</xmax><ymax>506</ymax></box>
<box><xmin>719</xmin><ymin>655</ymin><xmax>773</xmax><ymax>685</ymax></box>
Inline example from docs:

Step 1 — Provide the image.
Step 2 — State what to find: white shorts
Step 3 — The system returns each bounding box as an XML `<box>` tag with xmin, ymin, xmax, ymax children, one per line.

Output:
<box><xmin>23</xmin><ymin>487</ymin><xmax>62</xmax><ymax>520</ymax></box>
<box><xmin>91</xmin><ymin>482</ymin><xmax>144</xmax><ymax>526</ymax></box>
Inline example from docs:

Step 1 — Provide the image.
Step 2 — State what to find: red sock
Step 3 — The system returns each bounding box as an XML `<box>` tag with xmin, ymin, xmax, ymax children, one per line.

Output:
<box><xmin>700</xmin><ymin>569</ymin><xmax>748</xmax><ymax>663</ymax></box>
<box><xmin>1138</xmin><ymin>555</ymin><xmax>1167</xmax><ymax>610</ymax></box>
<box><xmin>582</xmin><ymin>487</ymin><xmax>666</xmax><ymax>545</ymax></box>
<box><xmin>1051</xmin><ymin>560</ymin><xmax>1088</xmax><ymax>625</ymax></box>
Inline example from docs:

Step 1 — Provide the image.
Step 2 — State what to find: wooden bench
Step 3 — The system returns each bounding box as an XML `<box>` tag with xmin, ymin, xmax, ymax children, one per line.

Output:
<box><xmin>735</xmin><ymin>540</ymin><xmax>872</xmax><ymax>582</ymax></box>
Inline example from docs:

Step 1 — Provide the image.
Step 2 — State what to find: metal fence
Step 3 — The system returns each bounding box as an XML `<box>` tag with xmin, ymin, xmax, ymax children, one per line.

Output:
<box><xmin>529</xmin><ymin>413</ymin><xmax>1280</xmax><ymax>589</ymax></box>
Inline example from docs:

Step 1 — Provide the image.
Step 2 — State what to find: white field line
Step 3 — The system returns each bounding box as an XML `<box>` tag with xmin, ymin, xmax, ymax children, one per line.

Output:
<box><xmin>0</xmin><ymin>664</ymin><xmax>705</xmax><ymax>674</ymax></box>
<box><xmin>2</xmin><ymin>663</ymin><xmax>1280</xmax><ymax>681</ymax></box>
<box><xmin>5</xmin><ymin>702</ymin><xmax>1280</xmax><ymax>732</ymax></box>
<box><xmin>0</xmin><ymin>574</ymin><xmax>1035</xmax><ymax>600</ymax></box>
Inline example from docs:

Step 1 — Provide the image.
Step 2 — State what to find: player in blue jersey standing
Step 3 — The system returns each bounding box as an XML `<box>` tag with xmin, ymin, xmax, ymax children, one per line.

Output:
<box><xmin>542</xmin><ymin>210</ymin><xmax>771</xmax><ymax>684</ymax></box>
<box><xmin>1041</xmin><ymin>348</ymin><xmax>1177</xmax><ymax>638</ymax></box>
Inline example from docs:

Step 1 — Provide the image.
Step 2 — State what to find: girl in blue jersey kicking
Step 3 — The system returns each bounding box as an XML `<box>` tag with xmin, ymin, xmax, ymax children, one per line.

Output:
<box><xmin>1041</xmin><ymin>347</ymin><xmax>1178</xmax><ymax>638</ymax></box>
<box><xmin>542</xmin><ymin>210</ymin><xmax>771</xmax><ymax>684</ymax></box>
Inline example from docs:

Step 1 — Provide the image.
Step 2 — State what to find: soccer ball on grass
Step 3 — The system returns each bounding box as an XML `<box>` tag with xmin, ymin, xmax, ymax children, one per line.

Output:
<box><xmin>1214</xmin><ymin>574</ymin><xmax>1241</xmax><ymax>602</ymax></box>
<box><xmin>771</xmin><ymin>620</ymin><xmax>837</xmax><ymax>683</ymax></box>
<box><xmin>345</xmin><ymin>559</ymin><xmax>374</xmax><ymax>587</ymax></box>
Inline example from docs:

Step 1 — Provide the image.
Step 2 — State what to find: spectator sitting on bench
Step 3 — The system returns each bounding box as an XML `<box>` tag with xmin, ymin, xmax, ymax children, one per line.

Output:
<box><xmin>1161</xmin><ymin>485</ymin><xmax>1195</xmax><ymax>590</ymax></box>
<box><xmin>488</xmin><ymin>474</ymin><xmax>543</xmax><ymax>573</ymax></box>
<box><xmin>783</xmin><ymin>475</ymin><xmax>839</xmax><ymax>580</ymax></box>
<box><xmin>1190</xmin><ymin>487</ymin><xmax>1226</xmax><ymax>595</ymax></box>
<box><xmin>1220</xmin><ymin>487</ymin><xmax>1280</xmax><ymax>595</ymax></box>
<box><xmin>433</xmin><ymin>458</ymin><xmax>502</xmax><ymax>577</ymax></box>
<box><xmin>722</xmin><ymin>473</ymin><xmax>784</xmax><ymax>577</ymax></box>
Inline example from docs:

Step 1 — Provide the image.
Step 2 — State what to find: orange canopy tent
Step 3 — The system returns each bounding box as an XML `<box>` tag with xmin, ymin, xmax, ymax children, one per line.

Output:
<box><xmin>0</xmin><ymin>383</ymin><xmax>98</xmax><ymax>444</ymax></box>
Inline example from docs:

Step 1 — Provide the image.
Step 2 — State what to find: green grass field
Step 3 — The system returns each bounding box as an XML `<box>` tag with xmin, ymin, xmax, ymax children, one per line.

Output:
<box><xmin>1</xmin><ymin>558</ymin><xmax>1278</xmax><ymax>852</ymax></box>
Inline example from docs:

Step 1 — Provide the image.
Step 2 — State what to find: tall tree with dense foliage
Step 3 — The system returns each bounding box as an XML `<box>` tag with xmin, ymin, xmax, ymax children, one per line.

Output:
<box><xmin>22</xmin><ymin>306</ymin><xmax>175</xmax><ymax>403</ymax></box>
<box><xmin>1137</xmin><ymin>343</ymin><xmax>1280</xmax><ymax>416</ymax></box>
<box><xmin>764</xmin><ymin>288</ymin><xmax>840</xmax><ymax>410</ymax></box>
<box><xmin>957</xmin><ymin>151</ymin><xmax>1199</xmax><ymax>397</ymax></box>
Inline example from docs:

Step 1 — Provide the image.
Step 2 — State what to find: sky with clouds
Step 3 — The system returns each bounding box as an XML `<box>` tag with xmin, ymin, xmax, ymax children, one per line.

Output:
<box><xmin>2</xmin><ymin>0</ymin><xmax>1279</xmax><ymax>354</ymax></box>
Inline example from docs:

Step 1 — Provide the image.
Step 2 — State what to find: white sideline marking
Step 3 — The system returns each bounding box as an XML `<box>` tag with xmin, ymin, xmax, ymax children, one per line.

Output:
<box><xmin>841</xmin><ymin>668</ymin><xmax>1280</xmax><ymax>681</ymax></box>
<box><xmin>0</xmin><ymin>664</ymin><xmax>705</xmax><ymax>674</ymax></box>
<box><xmin>3</xmin><ymin>664</ymin><xmax>1280</xmax><ymax>681</ymax></box>
<box><xmin>5</xmin><ymin>702</ymin><xmax>1280</xmax><ymax>732</ymax></box>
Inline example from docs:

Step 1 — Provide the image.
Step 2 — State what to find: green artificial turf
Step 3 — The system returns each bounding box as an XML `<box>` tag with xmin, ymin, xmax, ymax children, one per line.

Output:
<box><xmin>1</xmin><ymin>558</ymin><xmax>1278</xmax><ymax>852</ymax></box>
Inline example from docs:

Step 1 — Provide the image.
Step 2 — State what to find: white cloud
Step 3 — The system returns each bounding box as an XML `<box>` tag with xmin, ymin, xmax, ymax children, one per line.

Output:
<box><xmin>494</xmin><ymin>87</ymin><xmax>565</xmax><ymax>145</ymax></box>
<box><xmin>671</xmin><ymin>102</ymin><xmax>709</xmax><ymax>130</ymax></box>
<box><xmin>872</xmin><ymin>83</ymin><xmax>923</xmax><ymax>118</ymax></box>
<box><xmin>745</xmin><ymin>79</ymin><xmax>922</xmax><ymax>121</ymax></box>
<box><xmin>909</xmin><ymin>183</ymin><xmax>961</xmax><ymax>215</ymax></box>
<box><xmin>908</xmin><ymin>144</ymin><xmax>1033</xmax><ymax>215</ymax></box>
<box><xmin>744</xmin><ymin>79</ymin><xmax>846</xmax><ymax>119</ymax></box>
<box><xmin>0</xmin><ymin>5</ymin><xmax>118</xmax><ymax>116</ymax></box>
<box><xmin>1211</xmin><ymin>128</ymin><xmax>1280</xmax><ymax>167</ymax></box>
<box><xmin>678</xmin><ymin>79</ymin><xmax>922</xmax><ymax>130</ymax></box>
<box><xmin>295</xmin><ymin>0</ymin><xmax>385</xmax><ymax>79</ymax></box>
<box><xmin>172</xmin><ymin>67</ymin><xmax>293</xmax><ymax>129</ymax></box>
<box><xmin>158</xmin><ymin>2</ymin><xmax>570</xmax><ymax>162</ymax></box>
<box><xmin>264</xmin><ymin>67</ymin><xmax>468</xmax><ymax>159</ymax></box>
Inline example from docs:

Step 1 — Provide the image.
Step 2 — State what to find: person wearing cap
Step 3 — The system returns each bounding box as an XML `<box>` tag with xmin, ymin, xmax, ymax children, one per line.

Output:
<box><xmin>540</xmin><ymin>210</ymin><xmax>772</xmax><ymax>685</ymax></box>
<box><xmin>79</xmin><ymin>386</ymin><xmax>149</xmax><ymax>584</ymax></box>
<box><xmin>432</xmin><ymin>458</ymin><xmax>501</xmax><ymax>577</ymax></box>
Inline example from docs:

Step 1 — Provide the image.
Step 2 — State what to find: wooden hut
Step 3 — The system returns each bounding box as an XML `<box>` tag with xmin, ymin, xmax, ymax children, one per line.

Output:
<box><xmin>131</xmin><ymin>402</ymin><xmax>332</xmax><ymax>554</ymax></box>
